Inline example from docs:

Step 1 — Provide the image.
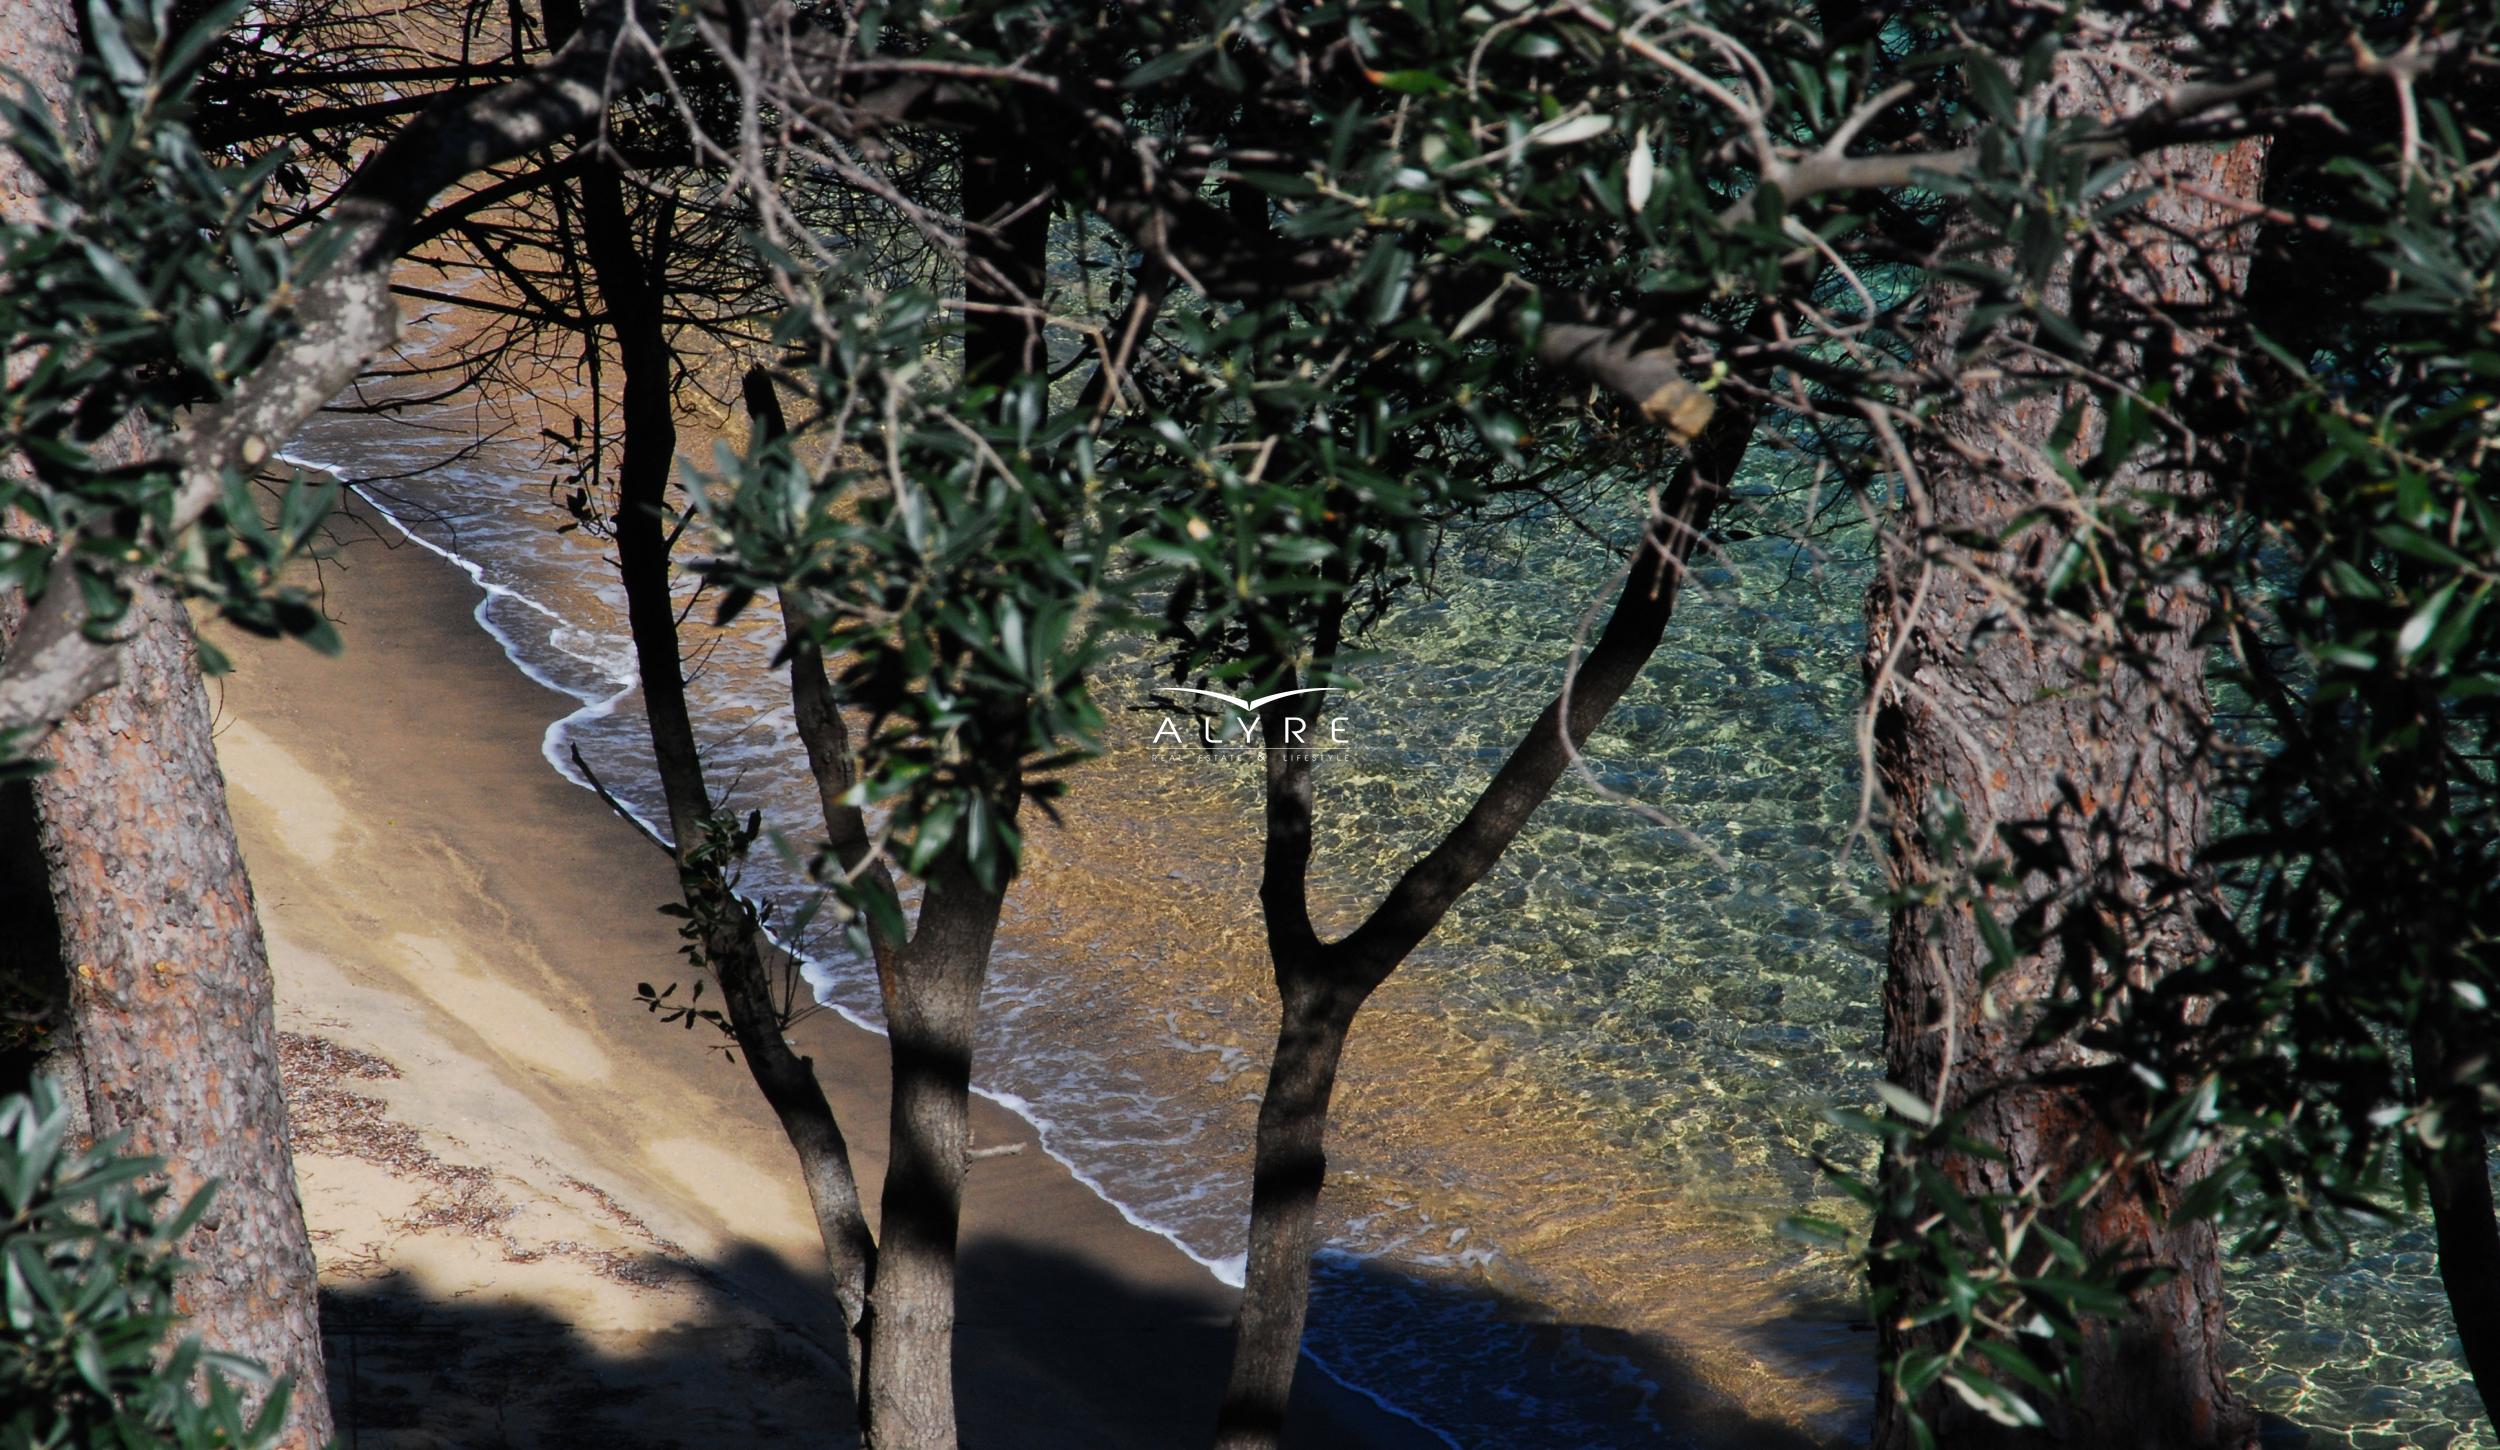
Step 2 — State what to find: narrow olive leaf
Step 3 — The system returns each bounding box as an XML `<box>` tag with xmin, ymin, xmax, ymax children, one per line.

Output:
<box><xmin>1875</xmin><ymin>1080</ymin><xmax>1940</xmax><ymax>1127</ymax></box>
<box><xmin>1944</xmin><ymin>1370</ymin><xmax>2044</xmax><ymax>1429</ymax></box>
<box><xmin>1778</xmin><ymin>1214</ymin><xmax>1852</xmax><ymax>1247</ymax></box>
<box><xmin>1366</xmin><ymin>68</ymin><xmax>1452</xmax><ymax>95</ymax></box>
<box><xmin>1529</xmin><ymin>114</ymin><xmax>1613</xmax><ymax>148</ymax></box>
<box><xmin>2396</xmin><ymin>577</ymin><xmax>2459</xmax><ymax>663</ymax></box>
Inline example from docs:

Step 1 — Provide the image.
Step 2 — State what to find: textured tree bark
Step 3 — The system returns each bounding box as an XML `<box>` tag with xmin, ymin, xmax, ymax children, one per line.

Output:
<box><xmin>1211</xmin><ymin>393</ymin><xmax>1763</xmax><ymax>1450</ymax></box>
<box><xmin>1863</xmin><ymin>38</ymin><xmax>2266</xmax><ymax>1450</ymax></box>
<box><xmin>0</xmin><ymin>7</ymin><xmax>333</xmax><ymax>1445</ymax></box>
<box><xmin>861</xmin><ymin>847</ymin><xmax>1011</xmax><ymax>1449</ymax></box>
<box><xmin>30</xmin><ymin>587</ymin><xmax>337</xmax><ymax>1448</ymax></box>
<box><xmin>1213</xmin><ymin>967</ymin><xmax>1361</xmax><ymax>1450</ymax></box>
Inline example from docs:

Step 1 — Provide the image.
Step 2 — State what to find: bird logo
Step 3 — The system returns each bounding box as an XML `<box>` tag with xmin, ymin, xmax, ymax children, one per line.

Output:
<box><xmin>1161</xmin><ymin>686</ymin><xmax>1340</xmax><ymax>713</ymax></box>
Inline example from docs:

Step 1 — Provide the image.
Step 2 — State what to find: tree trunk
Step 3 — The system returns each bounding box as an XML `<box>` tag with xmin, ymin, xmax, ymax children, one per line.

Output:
<box><xmin>2362</xmin><ymin>663</ymin><xmax>2500</xmax><ymax>1423</ymax></box>
<box><xmin>2394</xmin><ymin>706</ymin><xmax>2500</xmax><ymax>1426</ymax></box>
<box><xmin>1211</xmin><ymin>390</ymin><xmax>1763</xmax><ymax>1450</ymax></box>
<box><xmin>959</xmin><ymin>119</ymin><xmax>1049</xmax><ymax>391</ymax></box>
<box><xmin>1864</xmin><ymin>40</ymin><xmax>2266</xmax><ymax>1449</ymax></box>
<box><xmin>30</xmin><ymin>585</ymin><xmax>337</xmax><ymax>1448</ymax></box>
<box><xmin>848</xmin><ymin>109</ymin><xmax>1045</xmax><ymax>1450</ymax></box>
<box><xmin>2414</xmin><ymin>1017</ymin><xmax>2500</xmax><ymax>1415</ymax></box>
<box><xmin>0</xmin><ymin>7</ymin><xmax>333</xmax><ymax>1444</ymax></box>
<box><xmin>743</xmin><ymin>365</ymin><xmax>904</xmax><ymax>984</ymax></box>
<box><xmin>861</xmin><ymin>848</ymin><xmax>1011</xmax><ymax>1449</ymax></box>
<box><xmin>567</xmin><ymin>138</ymin><xmax>885</xmax><ymax>1406</ymax></box>
<box><xmin>1213</xmin><ymin>969</ymin><xmax>1361</xmax><ymax>1450</ymax></box>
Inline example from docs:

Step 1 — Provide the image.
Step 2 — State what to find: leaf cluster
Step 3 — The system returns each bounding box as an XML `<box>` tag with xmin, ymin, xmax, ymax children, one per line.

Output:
<box><xmin>0</xmin><ymin>1079</ymin><xmax>287</xmax><ymax>1449</ymax></box>
<box><xmin>0</xmin><ymin>0</ymin><xmax>341</xmax><ymax>700</ymax></box>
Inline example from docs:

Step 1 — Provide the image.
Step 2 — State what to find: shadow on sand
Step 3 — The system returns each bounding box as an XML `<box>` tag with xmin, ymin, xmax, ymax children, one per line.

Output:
<box><xmin>319</xmin><ymin>1235</ymin><xmax>1879</xmax><ymax>1450</ymax></box>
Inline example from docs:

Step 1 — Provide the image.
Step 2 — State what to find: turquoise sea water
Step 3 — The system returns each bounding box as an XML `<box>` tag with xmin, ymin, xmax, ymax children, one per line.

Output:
<box><xmin>1314</xmin><ymin>493</ymin><xmax>2491</xmax><ymax>1448</ymax></box>
<box><xmin>285</xmin><ymin>378</ymin><xmax>2484</xmax><ymax>1446</ymax></box>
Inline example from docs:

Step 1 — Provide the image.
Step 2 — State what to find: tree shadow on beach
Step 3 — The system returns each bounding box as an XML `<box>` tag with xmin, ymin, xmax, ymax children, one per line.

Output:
<box><xmin>320</xmin><ymin>1242</ymin><xmax>847</xmax><ymax>1450</ymax></box>
<box><xmin>318</xmin><ymin>1234</ymin><xmax>1892</xmax><ymax>1450</ymax></box>
<box><xmin>1293</xmin><ymin>1247</ymin><xmax>1866</xmax><ymax>1450</ymax></box>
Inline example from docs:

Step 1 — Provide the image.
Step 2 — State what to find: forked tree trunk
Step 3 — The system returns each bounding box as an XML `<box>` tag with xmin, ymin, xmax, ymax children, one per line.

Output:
<box><xmin>0</xmin><ymin>7</ymin><xmax>333</xmax><ymax>1445</ymax></box>
<box><xmin>1863</xmin><ymin>39</ymin><xmax>2266</xmax><ymax>1449</ymax></box>
<box><xmin>852</xmin><ymin>109</ymin><xmax>1048</xmax><ymax>1450</ymax></box>
<box><xmin>535</xmin><ymin>7</ymin><xmax>885</xmax><ymax>1401</ymax></box>
<box><xmin>573</xmin><ymin>49</ymin><xmax>1049</xmax><ymax>1445</ymax></box>
<box><xmin>1213</xmin><ymin>393</ymin><xmax>1761</xmax><ymax>1449</ymax></box>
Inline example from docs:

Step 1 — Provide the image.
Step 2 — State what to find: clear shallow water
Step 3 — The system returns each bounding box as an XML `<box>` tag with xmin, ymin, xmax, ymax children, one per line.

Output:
<box><xmin>284</xmin><ymin>368</ymin><xmax>2483</xmax><ymax>1446</ymax></box>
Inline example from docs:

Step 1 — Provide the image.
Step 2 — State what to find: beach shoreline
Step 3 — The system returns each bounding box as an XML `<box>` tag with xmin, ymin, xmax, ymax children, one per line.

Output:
<box><xmin>206</xmin><ymin>490</ymin><xmax>1441</xmax><ymax>1449</ymax></box>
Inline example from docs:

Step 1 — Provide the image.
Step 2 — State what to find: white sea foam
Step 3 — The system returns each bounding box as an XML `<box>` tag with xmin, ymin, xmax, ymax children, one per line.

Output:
<box><xmin>280</xmin><ymin>349</ymin><xmax>1854</xmax><ymax>1445</ymax></box>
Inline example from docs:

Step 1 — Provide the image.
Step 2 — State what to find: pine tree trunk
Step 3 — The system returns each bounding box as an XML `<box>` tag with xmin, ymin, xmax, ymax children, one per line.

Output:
<box><xmin>1864</xmin><ymin>37</ymin><xmax>2266</xmax><ymax>1449</ymax></box>
<box><xmin>0</xmin><ymin>7</ymin><xmax>332</xmax><ymax>1444</ymax></box>
<box><xmin>32</xmin><ymin>586</ymin><xmax>336</xmax><ymax>1448</ymax></box>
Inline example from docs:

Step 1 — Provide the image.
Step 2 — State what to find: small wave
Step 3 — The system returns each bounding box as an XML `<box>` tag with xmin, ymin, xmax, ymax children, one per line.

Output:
<box><xmin>281</xmin><ymin>437</ymin><xmax>1466</xmax><ymax>1446</ymax></box>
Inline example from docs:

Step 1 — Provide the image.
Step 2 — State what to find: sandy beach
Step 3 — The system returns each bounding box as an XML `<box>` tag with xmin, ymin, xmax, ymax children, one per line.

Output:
<box><xmin>202</xmin><ymin>492</ymin><xmax>1437</xmax><ymax>1449</ymax></box>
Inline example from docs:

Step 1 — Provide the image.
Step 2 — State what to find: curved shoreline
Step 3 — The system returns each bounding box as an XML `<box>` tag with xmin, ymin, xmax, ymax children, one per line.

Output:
<box><xmin>303</xmin><ymin>460</ymin><xmax>1466</xmax><ymax>1448</ymax></box>
<box><xmin>212</xmin><ymin>487</ymin><xmax>1443</xmax><ymax>1448</ymax></box>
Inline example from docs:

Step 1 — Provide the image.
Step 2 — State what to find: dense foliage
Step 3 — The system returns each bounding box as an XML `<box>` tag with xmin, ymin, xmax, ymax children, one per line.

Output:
<box><xmin>658</xmin><ymin>0</ymin><xmax>2500</xmax><ymax>1439</ymax></box>
<box><xmin>14</xmin><ymin>0</ymin><xmax>2500</xmax><ymax>1441</ymax></box>
<box><xmin>0</xmin><ymin>0</ymin><xmax>336</xmax><ymax>763</ymax></box>
<box><xmin>0</xmin><ymin>1080</ymin><xmax>287</xmax><ymax>1449</ymax></box>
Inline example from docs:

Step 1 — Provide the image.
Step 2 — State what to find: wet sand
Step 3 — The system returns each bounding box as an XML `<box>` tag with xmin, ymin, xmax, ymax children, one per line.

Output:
<box><xmin>204</xmin><ymin>492</ymin><xmax>1438</xmax><ymax>1449</ymax></box>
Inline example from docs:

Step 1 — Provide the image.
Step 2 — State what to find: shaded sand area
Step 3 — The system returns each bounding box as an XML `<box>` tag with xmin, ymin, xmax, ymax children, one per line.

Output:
<box><xmin>202</xmin><ymin>493</ymin><xmax>1437</xmax><ymax>1449</ymax></box>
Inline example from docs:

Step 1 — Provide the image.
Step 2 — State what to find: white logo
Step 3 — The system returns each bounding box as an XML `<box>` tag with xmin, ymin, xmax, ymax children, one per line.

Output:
<box><xmin>1162</xmin><ymin>686</ymin><xmax>1338</xmax><ymax>713</ymax></box>
<box><xmin>1150</xmin><ymin>686</ymin><xmax>1355</xmax><ymax>751</ymax></box>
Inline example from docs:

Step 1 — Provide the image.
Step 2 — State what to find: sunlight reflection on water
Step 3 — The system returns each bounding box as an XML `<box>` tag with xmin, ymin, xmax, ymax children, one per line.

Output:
<box><xmin>285</xmin><ymin>380</ymin><xmax>2483</xmax><ymax>1448</ymax></box>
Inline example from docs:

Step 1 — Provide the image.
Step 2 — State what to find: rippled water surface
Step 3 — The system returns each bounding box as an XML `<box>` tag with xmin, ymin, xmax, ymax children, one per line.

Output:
<box><xmin>285</xmin><ymin>363</ymin><xmax>2483</xmax><ymax>1447</ymax></box>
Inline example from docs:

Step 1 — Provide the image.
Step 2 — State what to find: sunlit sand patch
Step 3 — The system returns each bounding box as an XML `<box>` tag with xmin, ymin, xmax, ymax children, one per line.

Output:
<box><xmin>640</xmin><ymin>1135</ymin><xmax>812</xmax><ymax>1243</ymax></box>
<box><xmin>391</xmin><ymin>933</ymin><xmax>612</xmax><ymax>1083</ymax></box>
<box><xmin>281</xmin><ymin>1032</ymin><xmax>692</xmax><ymax>1309</ymax></box>
<box><xmin>215</xmin><ymin>716</ymin><xmax>350</xmax><ymax>864</ymax></box>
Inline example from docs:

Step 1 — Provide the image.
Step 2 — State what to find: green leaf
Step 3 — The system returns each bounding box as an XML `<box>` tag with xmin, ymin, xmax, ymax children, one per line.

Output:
<box><xmin>2396</xmin><ymin>577</ymin><xmax>2459</xmax><ymax>665</ymax></box>
<box><xmin>907</xmin><ymin>796</ymin><xmax>961</xmax><ymax>874</ymax></box>
<box><xmin>1366</xmin><ymin>69</ymin><xmax>1451</xmax><ymax>95</ymax></box>
<box><xmin>1874</xmin><ymin>1081</ymin><xmax>1939</xmax><ymax>1128</ymax></box>
<box><xmin>1944</xmin><ymin>1370</ymin><xmax>2043</xmax><ymax>1428</ymax></box>
<box><xmin>1123</xmin><ymin>44</ymin><xmax>1210</xmax><ymax>89</ymax></box>
<box><xmin>1777</xmin><ymin>1214</ymin><xmax>1852</xmax><ymax>1247</ymax></box>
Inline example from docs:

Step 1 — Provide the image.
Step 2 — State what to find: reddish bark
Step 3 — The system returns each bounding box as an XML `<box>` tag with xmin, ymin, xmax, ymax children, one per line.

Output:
<box><xmin>32</xmin><ymin>589</ymin><xmax>336</xmax><ymax>1448</ymax></box>
<box><xmin>0</xmin><ymin>6</ymin><xmax>333</xmax><ymax>1443</ymax></box>
<box><xmin>1864</xmin><ymin>40</ymin><xmax>2268</xmax><ymax>1450</ymax></box>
